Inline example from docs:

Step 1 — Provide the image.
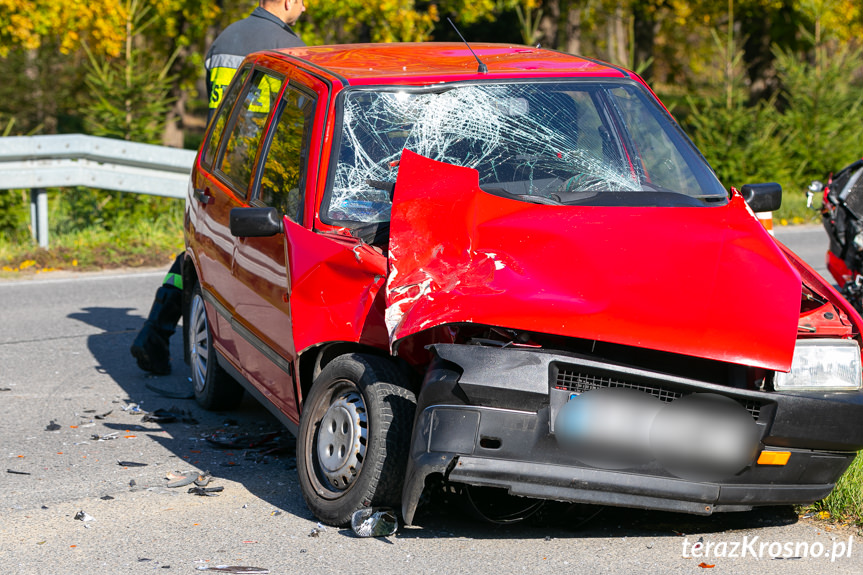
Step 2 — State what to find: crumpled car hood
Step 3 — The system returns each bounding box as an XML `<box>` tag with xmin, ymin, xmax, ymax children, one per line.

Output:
<box><xmin>386</xmin><ymin>150</ymin><xmax>802</xmax><ymax>371</ymax></box>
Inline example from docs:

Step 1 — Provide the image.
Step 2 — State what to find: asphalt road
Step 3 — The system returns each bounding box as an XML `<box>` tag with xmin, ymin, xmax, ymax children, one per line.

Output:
<box><xmin>1</xmin><ymin>225</ymin><xmax>860</xmax><ymax>575</ymax></box>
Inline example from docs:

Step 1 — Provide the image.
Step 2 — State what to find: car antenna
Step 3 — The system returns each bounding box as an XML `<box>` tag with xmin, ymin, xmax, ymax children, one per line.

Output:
<box><xmin>447</xmin><ymin>17</ymin><xmax>488</xmax><ymax>74</ymax></box>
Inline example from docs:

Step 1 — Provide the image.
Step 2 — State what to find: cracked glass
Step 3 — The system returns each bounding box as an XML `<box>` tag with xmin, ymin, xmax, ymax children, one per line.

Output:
<box><xmin>326</xmin><ymin>81</ymin><xmax>726</xmax><ymax>223</ymax></box>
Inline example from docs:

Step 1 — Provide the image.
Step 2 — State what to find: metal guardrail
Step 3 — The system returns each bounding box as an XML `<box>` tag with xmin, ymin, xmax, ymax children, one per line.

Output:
<box><xmin>0</xmin><ymin>134</ymin><xmax>197</xmax><ymax>247</ymax></box>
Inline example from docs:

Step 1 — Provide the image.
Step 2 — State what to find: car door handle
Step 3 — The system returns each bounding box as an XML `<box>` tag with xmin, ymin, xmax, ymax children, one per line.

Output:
<box><xmin>193</xmin><ymin>188</ymin><xmax>214</xmax><ymax>205</ymax></box>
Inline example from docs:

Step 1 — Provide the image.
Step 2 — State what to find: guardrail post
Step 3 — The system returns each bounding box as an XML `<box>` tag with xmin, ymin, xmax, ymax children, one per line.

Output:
<box><xmin>30</xmin><ymin>188</ymin><xmax>48</xmax><ymax>248</ymax></box>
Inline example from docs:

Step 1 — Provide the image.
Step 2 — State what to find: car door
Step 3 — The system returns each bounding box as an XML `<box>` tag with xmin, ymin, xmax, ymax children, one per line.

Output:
<box><xmin>230</xmin><ymin>71</ymin><xmax>325</xmax><ymax>423</ymax></box>
<box><xmin>196</xmin><ymin>65</ymin><xmax>286</xmax><ymax>367</ymax></box>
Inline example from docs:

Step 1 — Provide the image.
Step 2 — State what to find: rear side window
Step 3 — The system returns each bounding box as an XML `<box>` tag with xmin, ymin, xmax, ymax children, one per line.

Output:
<box><xmin>202</xmin><ymin>67</ymin><xmax>249</xmax><ymax>167</ymax></box>
<box><xmin>217</xmin><ymin>69</ymin><xmax>285</xmax><ymax>195</ymax></box>
<box><xmin>258</xmin><ymin>85</ymin><xmax>316</xmax><ymax>223</ymax></box>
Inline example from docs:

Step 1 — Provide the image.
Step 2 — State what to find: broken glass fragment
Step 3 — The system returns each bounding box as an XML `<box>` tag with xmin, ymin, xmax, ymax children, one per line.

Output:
<box><xmin>350</xmin><ymin>508</ymin><xmax>398</xmax><ymax>537</ymax></box>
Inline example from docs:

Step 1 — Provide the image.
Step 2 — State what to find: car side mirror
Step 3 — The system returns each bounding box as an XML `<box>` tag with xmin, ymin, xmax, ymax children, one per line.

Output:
<box><xmin>741</xmin><ymin>183</ymin><xmax>782</xmax><ymax>212</ymax></box>
<box><xmin>230</xmin><ymin>207</ymin><xmax>284</xmax><ymax>237</ymax></box>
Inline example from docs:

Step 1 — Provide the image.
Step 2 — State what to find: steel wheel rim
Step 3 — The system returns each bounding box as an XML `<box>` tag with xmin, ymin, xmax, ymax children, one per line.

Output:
<box><xmin>307</xmin><ymin>382</ymin><xmax>369</xmax><ymax>496</ymax></box>
<box><xmin>189</xmin><ymin>293</ymin><xmax>209</xmax><ymax>393</ymax></box>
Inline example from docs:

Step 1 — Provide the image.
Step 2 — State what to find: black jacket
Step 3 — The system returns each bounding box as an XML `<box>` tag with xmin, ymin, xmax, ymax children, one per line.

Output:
<box><xmin>205</xmin><ymin>7</ymin><xmax>305</xmax><ymax>113</ymax></box>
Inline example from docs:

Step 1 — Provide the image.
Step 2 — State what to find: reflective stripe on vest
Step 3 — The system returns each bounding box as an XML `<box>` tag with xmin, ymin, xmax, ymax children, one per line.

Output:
<box><xmin>209</xmin><ymin>66</ymin><xmax>238</xmax><ymax>110</ymax></box>
<box><xmin>162</xmin><ymin>272</ymin><xmax>183</xmax><ymax>290</ymax></box>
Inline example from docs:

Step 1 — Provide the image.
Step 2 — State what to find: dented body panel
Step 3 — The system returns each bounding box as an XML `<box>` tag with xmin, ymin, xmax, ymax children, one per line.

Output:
<box><xmin>388</xmin><ymin>151</ymin><xmax>802</xmax><ymax>371</ymax></box>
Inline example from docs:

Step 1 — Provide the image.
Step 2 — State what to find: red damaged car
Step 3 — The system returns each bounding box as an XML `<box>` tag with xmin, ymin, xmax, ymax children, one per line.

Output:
<box><xmin>182</xmin><ymin>43</ymin><xmax>863</xmax><ymax>526</ymax></box>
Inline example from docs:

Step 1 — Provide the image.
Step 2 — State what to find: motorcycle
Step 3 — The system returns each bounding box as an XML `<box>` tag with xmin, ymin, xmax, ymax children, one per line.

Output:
<box><xmin>808</xmin><ymin>157</ymin><xmax>863</xmax><ymax>314</ymax></box>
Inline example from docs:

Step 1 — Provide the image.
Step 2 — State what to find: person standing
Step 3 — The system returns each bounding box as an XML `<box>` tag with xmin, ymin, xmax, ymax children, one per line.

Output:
<box><xmin>130</xmin><ymin>0</ymin><xmax>306</xmax><ymax>375</ymax></box>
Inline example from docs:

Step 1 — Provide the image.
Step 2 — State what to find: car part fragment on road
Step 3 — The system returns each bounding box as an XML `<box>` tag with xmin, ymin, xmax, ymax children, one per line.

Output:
<box><xmin>188</xmin><ymin>486</ymin><xmax>223</xmax><ymax>496</ymax></box>
<box><xmin>74</xmin><ymin>510</ymin><xmax>94</xmax><ymax>521</ymax></box>
<box><xmin>142</xmin><ymin>407</ymin><xmax>198</xmax><ymax>424</ymax></box>
<box><xmin>91</xmin><ymin>432</ymin><xmax>119</xmax><ymax>441</ymax></box>
<box><xmin>165</xmin><ymin>472</ymin><xmax>199</xmax><ymax>488</ymax></box>
<box><xmin>117</xmin><ymin>460</ymin><xmax>148</xmax><ymax>467</ymax></box>
<box><xmin>45</xmin><ymin>420</ymin><xmax>60</xmax><ymax>431</ymax></box>
<box><xmin>7</xmin><ymin>469</ymin><xmax>30</xmax><ymax>475</ymax></box>
<box><xmin>350</xmin><ymin>508</ymin><xmax>398</xmax><ymax>537</ymax></box>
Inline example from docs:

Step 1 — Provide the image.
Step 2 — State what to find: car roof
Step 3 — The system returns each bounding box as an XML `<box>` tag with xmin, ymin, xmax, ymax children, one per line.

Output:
<box><xmin>270</xmin><ymin>42</ymin><xmax>630</xmax><ymax>85</ymax></box>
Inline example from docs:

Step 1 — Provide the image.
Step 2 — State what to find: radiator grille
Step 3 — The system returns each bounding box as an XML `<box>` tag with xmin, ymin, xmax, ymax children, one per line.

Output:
<box><xmin>555</xmin><ymin>368</ymin><xmax>762</xmax><ymax>420</ymax></box>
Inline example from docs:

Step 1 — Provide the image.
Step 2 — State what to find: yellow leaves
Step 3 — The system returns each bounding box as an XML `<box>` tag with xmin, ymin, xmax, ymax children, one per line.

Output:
<box><xmin>2</xmin><ymin>259</ymin><xmax>42</xmax><ymax>273</ymax></box>
<box><xmin>0</xmin><ymin>0</ymin><xmax>128</xmax><ymax>56</ymax></box>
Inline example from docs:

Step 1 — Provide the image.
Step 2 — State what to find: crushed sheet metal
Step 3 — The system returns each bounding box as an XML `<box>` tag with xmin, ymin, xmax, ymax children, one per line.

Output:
<box><xmin>387</xmin><ymin>150</ymin><xmax>802</xmax><ymax>370</ymax></box>
<box><xmin>285</xmin><ymin>223</ymin><xmax>389</xmax><ymax>354</ymax></box>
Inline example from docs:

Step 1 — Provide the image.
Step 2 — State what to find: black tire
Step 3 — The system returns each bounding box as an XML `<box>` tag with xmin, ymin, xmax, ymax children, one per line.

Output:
<box><xmin>187</xmin><ymin>283</ymin><xmax>244</xmax><ymax>410</ymax></box>
<box><xmin>297</xmin><ymin>353</ymin><xmax>416</xmax><ymax>526</ymax></box>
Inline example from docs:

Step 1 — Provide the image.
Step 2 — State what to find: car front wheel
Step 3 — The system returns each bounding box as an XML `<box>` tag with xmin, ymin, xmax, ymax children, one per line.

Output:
<box><xmin>297</xmin><ymin>353</ymin><xmax>416</xmax><ymax>526</ymax></box>
<box><xmin>187</xmin><ymin>283</ymin><xmax>244</xmax><ymax>410</ymax></box>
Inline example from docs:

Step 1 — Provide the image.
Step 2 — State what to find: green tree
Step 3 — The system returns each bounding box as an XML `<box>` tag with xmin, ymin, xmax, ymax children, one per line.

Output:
<box><xmin>772</xmin><ymin>42</ymin><xmax>863</xmax><ymax>183</ymax></box>
<box><xmin>83</xmin><ymin>0</ymin><xmax>177</xmax><ymax>143</ymax></box>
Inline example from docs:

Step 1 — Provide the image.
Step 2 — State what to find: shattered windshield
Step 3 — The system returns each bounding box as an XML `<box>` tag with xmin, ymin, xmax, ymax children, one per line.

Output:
<box><xmin>326</xmin><ymin>81</ymin><xmax>727</xmax><ymax>223</ymax></box>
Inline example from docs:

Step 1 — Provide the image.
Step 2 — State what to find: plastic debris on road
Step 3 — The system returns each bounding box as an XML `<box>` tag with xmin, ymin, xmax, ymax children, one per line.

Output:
<box><xmin>166</xmin><ymin>472</ymin><xmax>198</xmax><ymax>488</ymax></box>
<box><xmin>165</xmin><ymin>471</ymin><xmax>211</xmax><ymax>488</ymax></box>
<box><xmin>74</xmin><ymin>510</ymin><xmax>94</xmax><ymax>522</ymax></box>
<box><xmin>91</xmin><ymin>432</ymin><xmax>119</xmax><ymax>441</ymax></box>
<box><xmin>45</xmin><ymin>420</ymin><xmax>61</xmax><ymax>431</ymax></box>
<box><xmin>117</xmin><ymin>460</ymin><xmax>148</xmax><ymax>467</ymax></box>
<box><xmin>188</xmin><ymin>486</ymin><xmax>224</xmax><ymax>496</ymax></box>
<box><xmin>309</xmin><ymin>523</ymin><xmax>327</xmax><ymax>537</ymax></box>
<box><xmin>350</xmin><ymin>508</ymin><xmax>398</xmax><ymax>537</ymax></box>
<box><xmin>142</xmin><ymin>407</ymin><xmax>198</xmax><ymax>424</ymax></box>
<box><xmin>7</xmin><ymin>469</ymin><xmax>31</xmax><ymax>475</ymax></box>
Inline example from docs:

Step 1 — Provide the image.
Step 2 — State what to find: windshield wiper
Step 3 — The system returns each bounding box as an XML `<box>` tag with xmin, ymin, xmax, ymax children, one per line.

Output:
<box><xmin>481</xmin><ymin>186</ymin><xmax>564</xmax><ymax>206</ymax></box>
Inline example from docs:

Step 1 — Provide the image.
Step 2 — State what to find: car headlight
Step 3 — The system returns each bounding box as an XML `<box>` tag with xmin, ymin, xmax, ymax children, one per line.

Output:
<box><xmin>774</xmin><ymin>339</ymin><xmax>862</xmax><ymax>391</ymax></box>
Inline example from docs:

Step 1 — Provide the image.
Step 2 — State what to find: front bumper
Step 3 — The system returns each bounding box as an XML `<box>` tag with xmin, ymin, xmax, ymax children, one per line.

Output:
<box><xmin>401</xmin><ymin>344</ymin><xmax>863</xmax><ymax>524</ymax></box>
